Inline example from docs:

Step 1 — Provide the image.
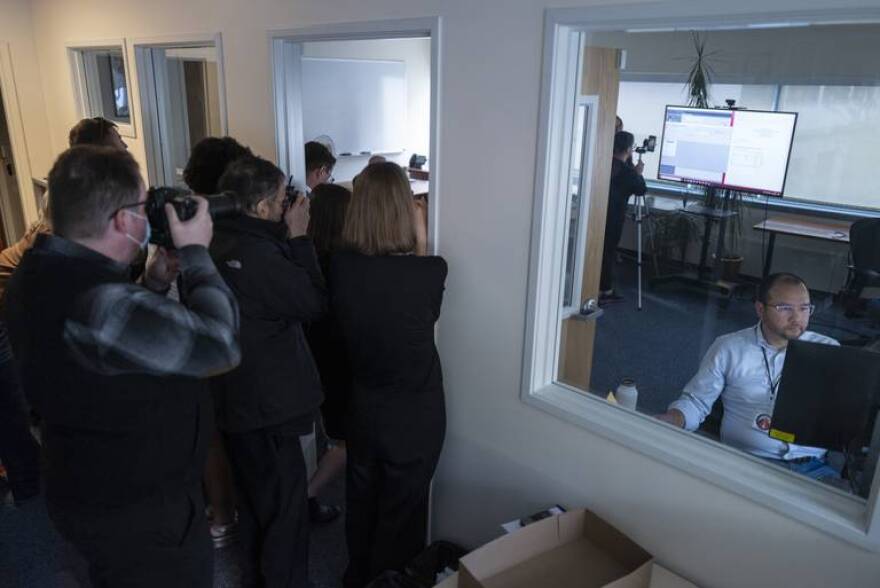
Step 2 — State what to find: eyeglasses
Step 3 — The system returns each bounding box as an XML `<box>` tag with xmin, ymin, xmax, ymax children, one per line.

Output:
<box><xmin>766</xmin><ymin>303</ymin><xmax>815</xmax><ymax>316</ymax></box>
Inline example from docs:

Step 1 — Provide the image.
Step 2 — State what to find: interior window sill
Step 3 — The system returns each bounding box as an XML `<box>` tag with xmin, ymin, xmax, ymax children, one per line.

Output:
<box><xmin>523</xmin><ymin>381</ymin><xmax>878</xmax><ymax>551</ymax></box>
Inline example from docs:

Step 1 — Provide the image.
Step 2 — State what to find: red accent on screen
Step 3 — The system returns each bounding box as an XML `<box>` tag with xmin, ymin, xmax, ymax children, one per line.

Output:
<box><xmin>730</xmin><ymin>112</ymin><xmax>736</xmax><ymax>127</ymax></box>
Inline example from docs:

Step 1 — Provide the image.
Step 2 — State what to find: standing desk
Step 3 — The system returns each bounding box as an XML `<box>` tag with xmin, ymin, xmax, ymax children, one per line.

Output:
<box><xmin>753</xmin><ymin>217</ymin><xmax>852</xmax><ymax>279</ymax></box>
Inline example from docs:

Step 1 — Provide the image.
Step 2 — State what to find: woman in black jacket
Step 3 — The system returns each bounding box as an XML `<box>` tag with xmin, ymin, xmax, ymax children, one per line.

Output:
<box><xmin>330</xmin><ymin>162</ymin><xmax>447</xmax><ymax>588</ymax></box>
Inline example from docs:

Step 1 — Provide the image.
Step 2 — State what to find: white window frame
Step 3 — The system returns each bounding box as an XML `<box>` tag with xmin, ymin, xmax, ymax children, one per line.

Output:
<box><xmin>130</xmin><ymin>33</ymin><xmax>229</xmax><ymax>187</ymax></box>
<box><xmin>268</xmin><ymin>17</ymin><xmax>442</xmax><ymax>249</ymax></box>
<box><xmin>67</xmin><ymin>39</ymin><xmax>136</xmax><ymax>138</ymax></box>
<box><xmin>523</xmin><ymin>2</ymin><xmax>880</xmax><ymax>552</ymax></box>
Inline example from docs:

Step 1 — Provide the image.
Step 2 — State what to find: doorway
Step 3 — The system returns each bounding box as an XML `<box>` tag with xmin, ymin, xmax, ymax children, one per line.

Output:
<box><xmin>271</xmin><ymin>18</ymin><xmax>441</xmax><ymax>246</ymax></box>
<box><xmin>134</xmin><ymin>40</ymin><xmax>226</xmax><ymax>188</ymax></box>
<box><xmin>0</xmin><ymin>87</ymin><xmax>26</xmax><ymax>249</ymax></box>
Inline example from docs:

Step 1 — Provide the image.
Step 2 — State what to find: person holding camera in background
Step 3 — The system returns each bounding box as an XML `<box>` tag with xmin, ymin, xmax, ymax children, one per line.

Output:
<box><xmin>599</xmin><ymin>130</ymin><xmax>647</xmax><ymax>305</ymax></box>
<box><xmin>210</xmin><ymin>156</ymin><xmax>326</xmax><ymax>588</ymax></box>
<box><xmin>3</xmin><ymin>145</ymin><xmax>241</xmax><ymax>587</ymax></box>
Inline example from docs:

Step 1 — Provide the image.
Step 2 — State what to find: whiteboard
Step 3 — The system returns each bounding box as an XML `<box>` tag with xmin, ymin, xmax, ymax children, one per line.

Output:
<box><xmin>301</xmin><ymin>57</ymin><xmax>407</xmax><ymax>156</ymax></box>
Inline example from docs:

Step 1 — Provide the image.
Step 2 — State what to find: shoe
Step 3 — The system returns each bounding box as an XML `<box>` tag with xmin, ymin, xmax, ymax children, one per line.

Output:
<box><xmin>210</xmin><ymin>511</ymin><xmax>239</xmax><ymax>549</ymax></box>
<box><xmin>309</xmin><ymin>497</ymin><xmax>342</xmax><ymax>524</ymax></box>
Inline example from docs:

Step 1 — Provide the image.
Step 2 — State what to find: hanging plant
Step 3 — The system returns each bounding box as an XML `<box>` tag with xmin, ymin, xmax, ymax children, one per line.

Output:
<box><xmin>686</xmin><ymin>31</ymin><xmax>714</xmax><ymax>109</ymax></box>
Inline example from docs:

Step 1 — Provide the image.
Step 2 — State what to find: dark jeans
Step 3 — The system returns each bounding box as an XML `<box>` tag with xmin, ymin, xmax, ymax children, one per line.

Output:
<box><xmin>49</xmin><ymin>485</ymin><xmax>213</xmax><ymax>588</ymax></box>
<box><xmin>224</xmin><ymin>420</ymin><xmax>310</xmax><ymax>588</ymax></box>
<box><xmin>0</xmin><ymin>329</ymin><xmax>41</xmax><ymax>501</ymax></box>
<box><xmin>599</xmin><ymin>204</ymin><xmax>627</xmax><ymax>293</ymax></box>
<box><xmin>343</xmin><ymin>448</ymin><xmax>441</xmax><ymax>588</ymax></box>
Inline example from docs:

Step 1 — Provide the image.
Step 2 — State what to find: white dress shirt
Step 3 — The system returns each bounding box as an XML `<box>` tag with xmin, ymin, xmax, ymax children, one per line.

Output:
<box><xmin>669</xmin><ymin>323</ymin><xmax>839</xmax><ymax>460</ymax></box>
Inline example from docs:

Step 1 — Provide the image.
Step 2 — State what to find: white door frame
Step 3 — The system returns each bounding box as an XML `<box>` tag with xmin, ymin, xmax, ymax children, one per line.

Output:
<box><xmin>66</xmin><ymin>38</ymin><xmax>137</xmax><ymax>139</ymax></box>
<box><xmin>130</xmin><ymin>33</ymin><xmax>228</xmax><ymax>187</ymax></box>
<box><xmin>268</xmin><ymin>17</ymin><xmax>443</xmax><ymax>251</ymax></box>
<box><xmin>0</xmin><ymin>42</ymin><xmax>37</xmax><ymax>236</ymax></box>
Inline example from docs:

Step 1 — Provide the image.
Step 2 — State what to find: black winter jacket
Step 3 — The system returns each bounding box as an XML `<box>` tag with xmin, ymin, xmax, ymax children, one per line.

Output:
<box><xmin>210</xmin><ymin>215</ymin><xmax>326</xmax><ymax>433</ymax></box>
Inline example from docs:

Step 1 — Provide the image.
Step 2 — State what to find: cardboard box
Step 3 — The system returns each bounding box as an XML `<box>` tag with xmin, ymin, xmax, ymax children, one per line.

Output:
<box><xmin>434</xmin><ymin>565</ymin><xmax>698</xmax><ymax>588</ymax></box>
<box><xmin>458</xmin><ymin>509</ymin><xmax>652</xmax><ymax>588</ymax></box>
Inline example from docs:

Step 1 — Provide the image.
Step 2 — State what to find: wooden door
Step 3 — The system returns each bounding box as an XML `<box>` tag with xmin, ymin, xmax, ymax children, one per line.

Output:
<box><xmin>557</xmin><ymin>47</ymin><xmax>620</xmax><ymax>391</ymax></box>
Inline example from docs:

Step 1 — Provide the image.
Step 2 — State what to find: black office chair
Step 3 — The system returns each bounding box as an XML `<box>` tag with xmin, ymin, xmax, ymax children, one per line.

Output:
<box><xmin>843</xmin><ymin>219</ymin><xmax>880</xmax><ymax>317</ymax></box>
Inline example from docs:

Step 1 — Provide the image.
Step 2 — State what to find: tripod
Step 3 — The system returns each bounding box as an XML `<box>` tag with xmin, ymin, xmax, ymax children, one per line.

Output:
<box><xmin>632</xmin><ymin>154</ymin><xmax>658</xmax><ymax>311</ymax></box>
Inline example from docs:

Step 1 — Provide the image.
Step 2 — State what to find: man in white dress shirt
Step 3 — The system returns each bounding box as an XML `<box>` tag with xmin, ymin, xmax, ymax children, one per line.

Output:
<box><xmin>657</xmin><ymin>273</ymin><xmax>842</xmax><ymax>482</ymax></box>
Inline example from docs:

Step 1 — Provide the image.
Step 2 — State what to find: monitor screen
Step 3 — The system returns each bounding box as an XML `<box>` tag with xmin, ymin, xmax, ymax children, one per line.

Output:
<box><xmin>657</xmin><ymin>106</ymin><xmax>798</xmax><ymax>196</ymax></box>
<box><xmin>770</xmin><ymin>341</ymin><xmax>880</xmax><ymax>450</ymax></box>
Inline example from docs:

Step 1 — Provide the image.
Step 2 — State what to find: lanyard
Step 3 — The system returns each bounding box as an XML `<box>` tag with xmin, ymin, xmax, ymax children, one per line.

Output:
<box><xmin>761</xmin><ymin>347</ymin><xmax>782</xmax><ymax>399</ymax></box>
<box><xmin>756</xmin><ymin>324</ymin><xmax>783</xmax><ymax>398</ymax></box>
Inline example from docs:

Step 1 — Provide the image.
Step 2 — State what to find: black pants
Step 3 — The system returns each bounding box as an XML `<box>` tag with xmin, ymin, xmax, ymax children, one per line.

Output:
<box><xmin>224</xmin><ymin>421</ymin><xmax>310</xmax><ymax>588</ymax></box>
<box><xmin>343</xmin><ymin>448</ymin><xmax>441</xmax><ymax>588</ymax></box>
<box><xmin>0</xmin><ymin>346</ymin><xmax>41</xmax><ymax>501</ymax></box>
<box><xmin>599</xmin><ymin>203</ymin><xmax>627</xmax><ymax>293</ymax></box>
<box><xmin>49</xmin><ymin>486</ymin><xmax>212</xmax><ymax>588</ymax></box>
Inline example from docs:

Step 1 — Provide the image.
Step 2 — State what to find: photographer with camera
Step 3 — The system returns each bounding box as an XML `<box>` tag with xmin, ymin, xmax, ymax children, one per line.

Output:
<box><xmin>210</xmin><ymin>156</ymin><xmax>326</xmax><ymax>588</ymax></box>
<box><xmin>3</xmin><ymin>145</ymin><xmax>241</xmax><ymax>587</ymax></box>
<box><xmin>599</xmin><ymin>131</ymin><xmax>647</xmax><ymax>305</ymax></box>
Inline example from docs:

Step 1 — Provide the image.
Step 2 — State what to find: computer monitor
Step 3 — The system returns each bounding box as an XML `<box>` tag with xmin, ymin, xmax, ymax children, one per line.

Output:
<box><xmin>657</xmin><ymin>106</ymin><xmax>798</xmax><ymax>196</ymax></box>
<box><xmin>770</xmin><ymin>341</ymin><xmax>880</xmax><ymax>450</ymax></box>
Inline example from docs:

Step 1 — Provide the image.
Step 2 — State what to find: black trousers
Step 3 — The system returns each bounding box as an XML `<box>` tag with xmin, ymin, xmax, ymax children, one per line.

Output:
<box><xmin>599</xmin><ymin>203</ymin><xmax>627</xmax><ymax>293</ymax></box>
<box><xmin>343</xmin><ymin>448</ymin><xmax>441</xmax><ymax>588</ymax></box>
<box><xmin>49</xmin><ymin>485</ymin><xmax>212</xmax><ymax>588</ymax></box>
<box><xmin>224</xmin><ymin>421</ymin><xmax>310</xmax><ymax>588</ymax></box>
<box><xmin>0</xmin><ymin>350</ymin><xmax>41</xmax><ymax>501</ymax></box>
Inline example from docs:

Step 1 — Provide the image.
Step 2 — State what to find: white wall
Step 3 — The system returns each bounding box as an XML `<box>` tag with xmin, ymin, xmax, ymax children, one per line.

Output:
<box><xmin>18</xmin><ymin>1</ymin><xmax>880</xmax><ymax>587</ymax></box>
<box><xmin>302</xmin><ymin>37</ymin><xmax>431</xmax><ymax>181</ymax></box>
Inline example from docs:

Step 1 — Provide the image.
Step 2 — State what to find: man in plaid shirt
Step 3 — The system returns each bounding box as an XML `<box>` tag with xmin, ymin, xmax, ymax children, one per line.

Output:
<box><xmin>4</xmin><ymin>145</ymin><xmax>240</xmax><ymax>588</ymax></box>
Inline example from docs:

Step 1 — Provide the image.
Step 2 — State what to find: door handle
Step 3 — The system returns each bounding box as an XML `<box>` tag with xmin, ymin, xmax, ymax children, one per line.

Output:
<box><xmin>571</xmin><ymin>298</ymin><xmax>603</xmax><ymax>322</ymax></box>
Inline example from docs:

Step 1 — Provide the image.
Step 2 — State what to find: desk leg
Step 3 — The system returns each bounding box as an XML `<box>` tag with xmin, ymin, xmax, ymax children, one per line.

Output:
<box><xmin>697</xmin><ymin>218</ymin><xmax>713</xmax><ymax>278</ymax></box>
<box><xmin>762</xmin><ymin>233</ymin><xmax>776</xmax><ymax>280</ymax></box>
<box><xmin>715</xmin><ymin>215</ymin><xmax>728</xmax><ymax>281</ymax></box>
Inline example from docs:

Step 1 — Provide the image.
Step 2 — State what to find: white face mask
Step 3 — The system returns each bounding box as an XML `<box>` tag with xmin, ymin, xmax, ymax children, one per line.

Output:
<box><xmin>122</xmin><ymin>209</ymin><xmax>151</xmax><ymax>250</ymax></box>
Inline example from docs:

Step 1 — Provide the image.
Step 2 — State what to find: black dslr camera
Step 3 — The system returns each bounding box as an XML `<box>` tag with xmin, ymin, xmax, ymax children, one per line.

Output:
<box><xmin>146</xmin><ymin>187</ymin><xmax>243</xmax><ymax>248</ymax></box>
<box><xmin>635</xmin><ymin>135</ymin><xmax>657</xmax><ymax>157</ymax></box>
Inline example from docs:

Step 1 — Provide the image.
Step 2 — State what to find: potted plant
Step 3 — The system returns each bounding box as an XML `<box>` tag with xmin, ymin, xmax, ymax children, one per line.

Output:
<box><xmin>652</xmin><ymin>210</ymin><xmax>701</xmax><ymax>270</ymax></box>
<box><xmin>685</xmin><ymin>31</ymin><xmax>714</xmax><ymax>109</ymax></box>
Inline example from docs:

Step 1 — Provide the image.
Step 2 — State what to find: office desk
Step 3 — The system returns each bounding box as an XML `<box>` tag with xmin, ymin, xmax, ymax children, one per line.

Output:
<box><xmin>753</xmin><ymin>217</ymin><xmax>852</xmax><ymax>279</ymax></box>
<box><xmin>411</xmin><ymin>179</ymin><xmax>429</xmax><ymax>197</ymax></box>
<box><xmin>335</xmin><ymin>178</ymin><xmax>429</xmax><ymax>198</ymax></box>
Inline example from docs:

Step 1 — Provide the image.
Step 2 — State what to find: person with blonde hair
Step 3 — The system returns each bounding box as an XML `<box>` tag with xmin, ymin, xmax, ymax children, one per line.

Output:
<box><xmin>329</xmin><ymin>162</ymin><xmax>446</xmax><ymax>587</ymax></box>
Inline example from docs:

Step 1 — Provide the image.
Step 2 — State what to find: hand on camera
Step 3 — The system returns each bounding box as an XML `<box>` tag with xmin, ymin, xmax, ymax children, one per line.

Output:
<box><xmin>635</xmin><ymin>160</ymin><xmax>645</xmax><ymax>175</ymax></box>
<box><xmin>166</xmin><ymin>196</ymin><xmax>213</xmax><ymax>249</ymax></box>
<box><xmin>285</xmin><ymin>194</ymin><xmax>310</xmax><ymax>239</ymax></box>
<box><xmin>143</xmin><ymin>247</ymin><xmax>181</xmax><ymax>291</ymax></box>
